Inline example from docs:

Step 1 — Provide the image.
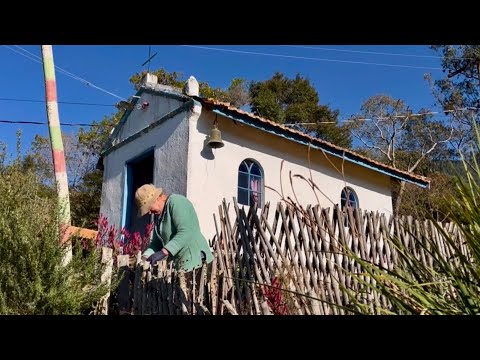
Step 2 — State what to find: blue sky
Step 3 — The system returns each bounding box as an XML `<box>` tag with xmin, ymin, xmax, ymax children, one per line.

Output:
<box><xmin>0</xmin><ymin>45</ymin><xmax>444</xmax><ymax>155</ymax></box>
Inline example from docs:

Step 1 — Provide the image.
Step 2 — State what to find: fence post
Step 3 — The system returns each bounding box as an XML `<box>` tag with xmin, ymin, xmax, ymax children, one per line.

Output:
<box><xmin>117</xmin><ymin>254</ymin><xmax>131</xmax><ymax>315</ymax></box>
<box><xmin>97</xmin><ymin>247</ymin><xmax>114</xmax><ymax>315</ymax></box>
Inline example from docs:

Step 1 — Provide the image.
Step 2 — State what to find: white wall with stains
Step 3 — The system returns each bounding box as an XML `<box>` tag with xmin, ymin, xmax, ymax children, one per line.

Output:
<box><xmin>186</xmin><ymin>110</ymin><xmax>393</xmax><ymax>240</ymax></box>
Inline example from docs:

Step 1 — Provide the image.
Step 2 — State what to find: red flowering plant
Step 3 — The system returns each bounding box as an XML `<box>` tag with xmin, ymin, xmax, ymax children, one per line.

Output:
<box><xmin>86</xmin><ymin>214</ymin><xmax>153</xmax><ymax>259</ymax></box>
<box><xmin>262</xmin><ymin>277</ymin><xmax>288</xmax><ymax>315</ymax></box>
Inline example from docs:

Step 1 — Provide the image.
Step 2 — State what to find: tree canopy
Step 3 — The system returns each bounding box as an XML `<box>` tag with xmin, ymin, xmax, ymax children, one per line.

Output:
<box><xmin>249</xmin><ymin>72</ymin><xmax>351</xmax><ymax>148</ymax></box>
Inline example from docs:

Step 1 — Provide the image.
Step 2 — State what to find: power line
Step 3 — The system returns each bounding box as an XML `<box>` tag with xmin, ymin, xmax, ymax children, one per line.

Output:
<box><xmin>0</xmin><ymin>97</ymin><xmax>114</xmax><ymax>107</ymax></box>
<box><xmin>0</xmin><ymin>119</ymin><xmax>102</xmax><ymax>127</ymax></box>
<box><xmin>2</xmin><ymin>45</ymin><xmax>127</xmax><ymax>101</ymax></box>
<box><xmin>180</xmin><ymin>45</ymin><xmax>443</xmax><ymax>71</ymax></box>
<box><xmin>283</xmin><ymin>45</ymin><xmax>443</xmax><ymax>59</ymax></box>
<box><xmin>277</xmin><ymin>107</ymin><xmax>480</xmax><ymax>126</ymax></box>
<box><xmin>14</xmin><ymin>45</ymin><xmax>91</xmax><ymax>83</ymax></box>
<box><xmin>0</xmin><ymin>107</ymin><xmax>480</xmax><ymax>127</ymax></box>
<box><xmin>4</xmin><ymin>105</ymin><xmax>477</xmax><ymax>129</ymax></box>
<box><xmin>13</xmin><ymin>45</ymin><xmax>126</xmax><ymax>101</ymax></box>
<box><xmin>337</xmin><ymin>106</ymin><xmax>480</xmax><ymax>123</ymax></box>
<box><xmin>2</xmin><ymin>45</ymin><xmax>42</xmax><ymax>64</ymax></box>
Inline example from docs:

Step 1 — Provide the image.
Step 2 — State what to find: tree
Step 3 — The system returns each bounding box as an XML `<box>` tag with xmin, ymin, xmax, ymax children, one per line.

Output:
<box><xmin>225</xmin><ymin>78</ymin><xmax>250</xmax><ymax>108</ymax></box>
<box><xmin>249</xmin><ymin>72</ymin><xmax>351</xmax><ymax>147</ymax></box>
<box><xmin>29</xmin><ymin>132</ymin><xmax>98</xmax><ymax>188</ymax></box>
<box><xmin>398</xmin><ymin>171</ymin><xmax>461</xmax><ymax>222</ymax></box>
<box><xmin>428</xmin><ymin>45</ymin><xmax>480</xmax><ymax>154</ymax></box>
<box><xmin>430</xmin><ymin>45</ymin><xmax>480</xmax><ymax>111</ymax></box>
<box><xmin>25</xmin><ymin>129</ymin><xmax>108</xmax><ymax>228</ymax></box>
<box><xmin>348</xmin><ymin>95</ymin><xmax>453</xmax><ymax>215</ymax></box>
<box><xmin>69</xmin><ymin>169</ymin><xmax>104</xmax><ymax>228</ymax></box>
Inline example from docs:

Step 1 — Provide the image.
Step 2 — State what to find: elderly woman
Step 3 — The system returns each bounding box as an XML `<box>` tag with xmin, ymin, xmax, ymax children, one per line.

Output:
<box><xmin>135</xmin><ymin>184</ymin><xmax>214</xmax><ymax>272</ymax></box>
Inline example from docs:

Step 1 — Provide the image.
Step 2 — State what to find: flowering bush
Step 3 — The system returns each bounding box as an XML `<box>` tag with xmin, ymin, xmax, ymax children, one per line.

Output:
<box><xmin>85</xmin><ymin>214</ymin><xmax>154</xmax><ymax>258</ymax></box>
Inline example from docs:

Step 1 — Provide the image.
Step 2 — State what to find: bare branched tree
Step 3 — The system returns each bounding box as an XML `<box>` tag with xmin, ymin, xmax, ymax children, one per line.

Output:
<box><xmin>347</xmin><ymin>95</ymin><xmax>453</xmax><ymax>215</ymax></box>
<box><xmin>29</xmin><ymin>132</ymin><xmax>97</xmax><ymax>188</ymax></box>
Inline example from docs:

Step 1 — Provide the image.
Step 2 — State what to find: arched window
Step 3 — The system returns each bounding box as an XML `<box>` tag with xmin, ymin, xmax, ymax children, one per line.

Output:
<box><xmin>238</xmin><ymin>159</ymin><xmax>264</xmax><ymax>207</ymax></box>
<box><xmin>341</xmin><ymin>187</ymin><xmax>359</xmax><ymax>210</ymax></box>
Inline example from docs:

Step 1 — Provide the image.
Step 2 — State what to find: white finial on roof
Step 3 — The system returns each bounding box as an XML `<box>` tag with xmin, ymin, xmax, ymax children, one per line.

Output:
<box><xmin>183</xmin><ymin>76</ymin><xmax>199</xmax><ymax>97</ymax></box>
<box><xmin>142</xmin><ymin>73</ymin><xmax>158</xmax><ymax>87</ymax></box>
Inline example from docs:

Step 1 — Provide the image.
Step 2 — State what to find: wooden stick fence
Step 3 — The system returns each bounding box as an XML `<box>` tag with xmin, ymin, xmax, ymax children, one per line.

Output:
<box><xmin>108</xmin><ymin>199</ymin><xmax>468</xmax><ymax>315</ymax></box>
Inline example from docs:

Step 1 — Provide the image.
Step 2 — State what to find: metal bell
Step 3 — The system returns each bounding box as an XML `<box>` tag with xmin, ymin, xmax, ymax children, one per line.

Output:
<box><xmin>207</xmin><ymin>124</ymin><xmax>224</xmax><ymax>149</ymax></box>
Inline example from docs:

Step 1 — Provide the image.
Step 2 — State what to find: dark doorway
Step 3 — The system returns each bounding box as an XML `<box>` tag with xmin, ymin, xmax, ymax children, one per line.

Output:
<box><xmin>125</xmin><ymin>150</ymin><xmax>154</xmax><ymax>236</ymax></box>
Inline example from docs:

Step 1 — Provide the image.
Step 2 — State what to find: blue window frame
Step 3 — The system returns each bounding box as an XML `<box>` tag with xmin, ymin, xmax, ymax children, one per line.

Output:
<box><xmin>238</xmin><ymin>159</ymin><xmax>263</xmax><ymax>207</ymax></box>
<box><xmin>341</xmin><ymin>187</ymin><xmax>359</xmax><ymax>210</ymax></box>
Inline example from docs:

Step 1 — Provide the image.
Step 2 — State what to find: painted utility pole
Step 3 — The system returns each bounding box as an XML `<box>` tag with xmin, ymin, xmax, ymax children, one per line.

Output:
<box><xmin>41</xmin><ymin>45</ymin><xmax>71</xmax><ymax>243</ymax></box>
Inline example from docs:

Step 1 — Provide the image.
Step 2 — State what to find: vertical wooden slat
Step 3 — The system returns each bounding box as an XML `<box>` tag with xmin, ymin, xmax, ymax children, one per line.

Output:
<box><xmin>240</xmin><ymin>205</ymin><xmax>269</xmax><ymax>285</ymax></box>
<box><xmin>298</xmin><ymin>207</ymin><xmax>319</xmax><ymax>294</ymax></box>
<box><xmin>166</xmin><ymin>263</ymin><xmax>175</xmax><ymax>315</ymax></box>
<box><xmin>221</xmin><ymin>200</ymin><xmax>243</xmax><ymax>311</ymax></box>
<box><xmin>291</xmin><ymin>207</ymin><xmax>318</xmax><ymax>299</ymax></box>
<box><xmin>209</xmin><ymin>253</ymin><xmax>219</xmax><ymax>315</ymax></box>
<box><xmin>278</xmin><ymin>203</ymin><xmax>304</xmax><ymax>293</ymax></box>
<box><xmin>231</xmin><ymin>208</ymin><xmax>251</xmax><ymax>314</ymax></box>
<box><xmin>286</xmin><ymin>207</ymin><xmax>309</xmax><ymax>292</ymax></box>
<box><xmin>334</xmin><ymin>206</ymin><xmax>351</xmax><ymax>301</ymax></box>
<box><xmin>96</xmin><ymin>247</ymin><xmax>113</xmax><ymax>315</ymax></box>
<box><xmin>218</xmin><ymin>205</ymin><xmax>234</xmax><ymax>290</ymax></box>
<box><xmin>307</xmin><ymin>207</ymin><xmax>330</xmax><ymax>314</ymax></box>
<box><xmin>234</xmin><ymin>201</ymin><xmax>261</xmax><ymax>315</ymax></box>
<box><xmin>144</xmin><ymin>266</ymin><xmax>152</xmax><ymax>315</ymax></box>
<box><xmin>321</xmin><ymin>207</ymin><xmax>347</xmax><ymax>314</ymax></box>
<box><xmin>312</xmin><ymin>207</ymin><xmax>342</xmax><ymax>315</ymax></box>
<box><xmin>381</xmin><ymin>215</ymin><xmax>395</xmax><ymax>268</ymax></box>
<box><xmin>213</xmin><ymin>212</ymin><xmax>227</xmax><ymax>280</ymax></box>
<box><xmin>254</xmin><ymin>214</ymin><xmax>282</xmax><ymax>273</ymax></box>
<box><xmin>132</xmin><ymin>253</ymin><xmax>143</xmax><ymax>315</ymax></box>
<box><xmin>140</xmin><ymin>264</ymin><xmax>149</xmax><ymax>315</ymax></box>
<box><xmin>116</xmin><ymin>254</ymin><xmax>131</xmax><ymax>315</ymax></box>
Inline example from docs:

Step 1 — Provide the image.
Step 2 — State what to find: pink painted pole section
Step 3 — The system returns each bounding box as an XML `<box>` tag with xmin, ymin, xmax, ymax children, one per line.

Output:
<box><xmin>41</xmin><ymin>45</ymin><xmax>71</xmax><ymax>240</ymax></box>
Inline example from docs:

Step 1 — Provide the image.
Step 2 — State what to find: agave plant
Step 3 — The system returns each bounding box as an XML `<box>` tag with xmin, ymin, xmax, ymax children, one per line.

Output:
<box><xmin>341</xmin><ymin>120</ymin><xmax>480</xmax><ymax>315</ymax></box>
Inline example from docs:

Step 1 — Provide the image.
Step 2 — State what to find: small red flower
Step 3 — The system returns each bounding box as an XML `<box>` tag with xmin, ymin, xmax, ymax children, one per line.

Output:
<box><xmin>263</xmin><ymin>277</ymin><xmax>287</xmax><ymax>315</ymax></box>
<box><xmin>93</xmin><ymin>216</ymin><xmax>154</xmax><ymax>257</ymax></box>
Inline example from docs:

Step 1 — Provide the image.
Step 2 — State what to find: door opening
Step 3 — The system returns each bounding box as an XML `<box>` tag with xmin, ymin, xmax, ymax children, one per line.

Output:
<box><xmin>124</xmin><ymin>150</ymin><xmax>154</xmax><ymax>236</ymax></box>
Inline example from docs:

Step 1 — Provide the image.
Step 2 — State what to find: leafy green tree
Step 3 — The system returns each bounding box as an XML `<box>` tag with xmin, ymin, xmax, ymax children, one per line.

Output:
<box><xmin>427</xmin><ymin>45</ymin><xmax>480</xmax><ymax>154</ymax></box>
<box><xmin>430</xmin><ymin>45</ymin><xmax>480</xmax><ymax>112</ymax></box>
<box><xmin>250</xmin><ymin>72</ymin><xmax>351</xmax><ymax>147</ymax></box>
